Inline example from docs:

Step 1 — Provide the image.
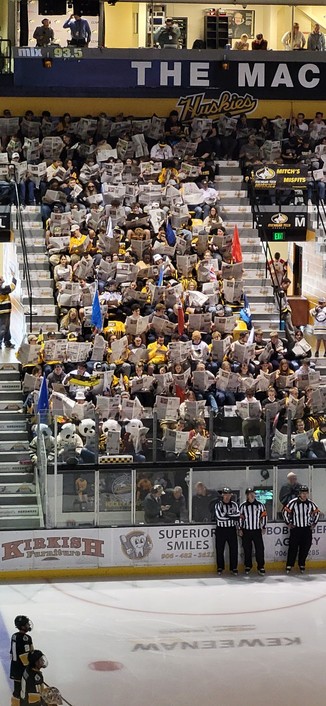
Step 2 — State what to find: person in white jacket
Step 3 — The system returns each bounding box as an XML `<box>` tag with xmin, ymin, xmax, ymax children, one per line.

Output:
<box><xmin>282</xmin><ymin>23</ymin><xmax>306</xmax><ymax>50</ymax></box>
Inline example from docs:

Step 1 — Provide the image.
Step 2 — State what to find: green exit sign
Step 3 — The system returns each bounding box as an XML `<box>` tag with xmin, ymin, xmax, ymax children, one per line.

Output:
<box><xmin>272</xmin><ymin>231</ymin><xmax>285</xmax><ymax>241</ymax></box>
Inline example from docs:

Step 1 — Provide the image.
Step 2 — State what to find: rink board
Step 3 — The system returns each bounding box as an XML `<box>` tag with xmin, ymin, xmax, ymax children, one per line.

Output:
<box><xmin>0</xmin><ymin>524</ymin><xmax>326</xmax><ymax>577</ymax></box>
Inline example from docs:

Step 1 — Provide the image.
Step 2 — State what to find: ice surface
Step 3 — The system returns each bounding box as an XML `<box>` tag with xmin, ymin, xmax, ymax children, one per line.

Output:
<box><xmin>1</xmin><ymin>574</ymin><xmax>326</xmax><ymax>706</ymax></box>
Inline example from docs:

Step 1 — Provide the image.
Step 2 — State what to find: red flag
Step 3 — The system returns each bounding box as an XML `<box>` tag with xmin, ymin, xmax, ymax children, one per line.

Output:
<box><xmin>231</xmin><ymin>225</ymin><xmax>243</xmax><ymax>263</ymax></box>
<box><xmin>178</xmin><ymin>301</ymin><xmax>185</xmax><ymax>336</ymax></box>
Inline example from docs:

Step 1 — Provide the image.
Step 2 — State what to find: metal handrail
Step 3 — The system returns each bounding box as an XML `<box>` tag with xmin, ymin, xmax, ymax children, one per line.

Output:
<box><xmin>0</xmin><ymin>39</ymin><xmax>13</xmax><ymax>74</ymax></box>
<box><xmin>12</xmin><ymin>171</ymin><xmax>33</xmax><ymax>332</ymax></box>
<box><xmin>248</xmin><ymin>182</ymin><xmax>283</xmax><ymax>329</ymax></box>
<box><xmin>315</xmin><ymin>186</ymin><xmax>326</xmax><ymax>240</ymax></box>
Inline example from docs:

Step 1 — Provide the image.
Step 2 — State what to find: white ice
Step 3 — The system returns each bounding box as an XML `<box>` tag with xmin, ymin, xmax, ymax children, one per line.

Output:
<box><xmin>1</xmin><ymin>573</ymin><xmax>326</xmax><ymax>706</ymax></box>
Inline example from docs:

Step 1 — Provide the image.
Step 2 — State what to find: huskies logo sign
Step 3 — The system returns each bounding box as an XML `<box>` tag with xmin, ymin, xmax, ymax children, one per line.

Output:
<box><xmin>120</xmin><ymin>531</ymin><xmax>153</xmax><ymax>560</ymax></box>
<box><xmin>176</xmin><ymin>90</ymin><xmax>257</xmax><ymax>121</ymax></box>
<box><xmin>271</xmin><ymin>213</ymin><xmax>288</xmax><ymax>224</ymax></box>
<box><xmin>255</xmin><ymin>167</ymin><xmax>276</xmax><ymax>181</ymax></box>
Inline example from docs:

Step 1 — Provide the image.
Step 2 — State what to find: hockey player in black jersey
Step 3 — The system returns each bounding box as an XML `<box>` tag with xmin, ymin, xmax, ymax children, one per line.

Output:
<box><xmin>21</xmin><ymin>650</ymin><xmax>48</xmax><ymax>706</ymax></box>
<box><xmin>10</xmin><ymin>615</ymin><xmax>34</xmax><ymax>706</ymax></box>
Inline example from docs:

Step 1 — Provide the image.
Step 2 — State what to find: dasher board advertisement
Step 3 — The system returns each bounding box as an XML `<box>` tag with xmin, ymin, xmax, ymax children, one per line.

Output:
<box><xmin>0</xmin><ymin>524</ymin><xmax>326</xmax><ymax>572</ymax></box>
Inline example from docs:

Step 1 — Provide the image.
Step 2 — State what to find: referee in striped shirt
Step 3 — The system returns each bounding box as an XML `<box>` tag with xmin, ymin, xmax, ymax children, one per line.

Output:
<box><xmin>239</xmin><ymin>488</ymin><xmax>267</xmax><ymax>575</ymax></box>
<box><xmin>214</xmin><ymin>488</ymin><xmax>240</xmax><ymax>575</ymax></box>
<box><xmin>282</xmin><ymin>485</ymin><xmax>320</xmax><ymax>574</ymax></box>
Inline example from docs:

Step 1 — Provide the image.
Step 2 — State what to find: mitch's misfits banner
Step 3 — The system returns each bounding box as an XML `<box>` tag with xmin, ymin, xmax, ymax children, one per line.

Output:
<box><xmin>1</xmin><ymin>524</ymin><xmax>326</xmax><ymax>572</ymax></box>
<box><xmin>252</xmin><ymin>164</ymin><xmax>308</xmax><ymax>190</ymax></box>
<box><xmin>12</xmin><ymin>49</ymin><xmax>326</xmax><ymax>101</ymax></box>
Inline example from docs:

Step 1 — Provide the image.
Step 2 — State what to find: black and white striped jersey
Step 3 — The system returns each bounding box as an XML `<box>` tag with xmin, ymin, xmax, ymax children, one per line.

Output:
<box><xmin>239</xmin><ymin>500</ymin><xmax>267</xmax><ymax>530</ymax></box>
<box><xmin>214</xmin><ymin>500</ymin><xmax>240</xmax><ymax>527</ymax></box>
<box><xmin>282</xmin><ymin>498</ymin><xmax>320</xmax><ymax>528</ymax></box>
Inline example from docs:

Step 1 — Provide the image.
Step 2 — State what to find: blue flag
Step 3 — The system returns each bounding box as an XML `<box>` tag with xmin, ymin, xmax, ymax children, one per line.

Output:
<box><xmin>240</xmin><ymin>292</ymin><xmax>252</xmax><ymax>329</ymax></box>
<box><xmin>166</xmin><ymin>221</ymin><xmax>176</xmax><ymax>246</ymax></box>
<box><xmin>157</xmin><ymin>265</ymin><xmax>164</xmax><ymax>287</ymax></box>
<box><xmin>37</xmin><ymin>376</ymin><xmax>49</xmax><ymax>414</ymax></box>
<box><xmin>91</xmin><ymin>290</ymin><xmax>103</xmax><ymax>330</ymax></box>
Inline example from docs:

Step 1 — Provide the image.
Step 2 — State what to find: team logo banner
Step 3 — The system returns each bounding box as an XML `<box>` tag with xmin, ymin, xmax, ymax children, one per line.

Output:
<box><xmin>252</xmin><ymin>164</ymin><xmax>308</xmax><ymax>190</ymax></box>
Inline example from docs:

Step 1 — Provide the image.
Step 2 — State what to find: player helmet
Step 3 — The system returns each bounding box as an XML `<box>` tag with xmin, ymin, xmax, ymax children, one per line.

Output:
<box><xmin>28</xmin><ymin>650</ymin><xmax>48</xmax><ymax>668</ymax></box>
<box><xmin>14</xmin><ymin>615</ymin><xmax>33</xmax><ymax>631</ymax></box>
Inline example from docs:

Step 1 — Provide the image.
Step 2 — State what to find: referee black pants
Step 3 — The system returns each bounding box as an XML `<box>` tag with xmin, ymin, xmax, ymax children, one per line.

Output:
<box><xmin>242</xmin><ymin>529</ymin><xmax>265</xmax><ymax>570</ymax></box>
<box><xmin>286</xmin><ymin>527</ymin><xmax>312</xmax><ymax>569</ymax></box>
<box><xmin>215</xmin><ymin>526</ymin><xmax>238</xmax><ymax>572</ymax></box>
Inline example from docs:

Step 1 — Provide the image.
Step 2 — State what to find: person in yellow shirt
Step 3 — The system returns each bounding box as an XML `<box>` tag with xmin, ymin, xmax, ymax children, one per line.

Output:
<box><xmin>69</xmin><ymin>223</ymin><xmax>89</xmax><ymax>264</ymax></box>
<box><xmin>147</xmin><ymin>335</ymin><xmax>168</xmax><ymax>368</ymax></box>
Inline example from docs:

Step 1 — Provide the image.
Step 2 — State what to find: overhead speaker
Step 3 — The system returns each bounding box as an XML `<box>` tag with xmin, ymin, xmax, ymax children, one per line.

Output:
<box><xmin>73</xmin><ymin>0</ymin><xmax>100</xmax><ymax>15</ymax></box>
<box><xmin>38</xmin><ymin>0</ymin><xmax>67</xmax><ymax>15</ymax></box>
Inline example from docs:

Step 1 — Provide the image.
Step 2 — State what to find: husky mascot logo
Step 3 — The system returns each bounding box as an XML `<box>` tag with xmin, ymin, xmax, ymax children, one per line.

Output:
<box><xmin>255</xmin><ymin>166</ymin><xmax>276</xmax><ymax>181</ymax></box>
<box><xmin>271</xmin><ymin>213</ymin><xmax>288</xmax><ymax>224</ymax></box>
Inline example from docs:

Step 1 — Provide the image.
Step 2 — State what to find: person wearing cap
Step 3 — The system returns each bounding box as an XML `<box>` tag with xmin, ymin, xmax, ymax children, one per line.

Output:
<box><xmin>279</xmin><ymin>472</ymin><xmax>301</xmax><ymax>508</ymax></box>
<box><xmin>143</xmin><ymin>484</ymin><xmax>170</xmax><ymax>524</ymax></box>
<box><xmin>239</xmin><ymin>488</ymin><xmax>267</xmax><ymax>575</ymax></box>
<box><xmin>154</xmin><ymin>17</ymin><xmax>181</xmax><ymax>48</ymax></box>
<box><xmin>213</xmin><ymin>488</ymin><xmax>240</xmax><ymax>575</ymax></box>
<box><xmin>310</xmin><ymin>298</ymin><xmax>326</xmax><ymax>357</ymax></box>
<box><xmin>283</xmin><ymin>485</ymin><xmax>320</xmax><ymax>574</ymax></box>
<box><xmin>69</xmin><ymin>224</ymin><xmax>89</xmax><ymax>264</ymax></box>
<box><xmin>150</xmin><ymin>141</ymin><xmax>173</xmax><ymax>161</ymax></box>
<box><xmin>33</xmin><ymin>17</ymin><xmax>54</xmax><ymax>47</ymax></box>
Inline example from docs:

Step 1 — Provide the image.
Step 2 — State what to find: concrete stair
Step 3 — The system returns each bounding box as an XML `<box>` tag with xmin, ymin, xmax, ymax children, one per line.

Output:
<box><xmin>13</xmin><ymin>205</ymin><xmax>57</xmax><ymax>332</ymax></box>
<box><xmin>217</xmin><ymin>162</ymin><xmax>281</xmax><ymax>332</ymax></box>
<box><xmin>0</xmin><ymin>332</ymin><xmax>43</xmax><ymax>529</ymax></box>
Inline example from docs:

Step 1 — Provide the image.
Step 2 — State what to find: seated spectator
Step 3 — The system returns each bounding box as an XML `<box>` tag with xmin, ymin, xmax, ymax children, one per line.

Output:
<box><xmin>252</xmin><ymin>33</ymin><xmax>268</xmax><ymax>50</ymax></box>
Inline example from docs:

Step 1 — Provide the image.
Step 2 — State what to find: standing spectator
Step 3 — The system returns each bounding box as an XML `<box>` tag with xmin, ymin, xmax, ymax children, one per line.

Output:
<box><xmin>214</xmin><ymin>488</ymin><xmax>240</xmax><ymax>575</ymax></box>
<box><xmin>33</xmin><ymin>18</ymin><xmax>54</xmax><ymax>47</ymax></box>
<box><xmin>268</xmin><ymin>251</ymin><xmax>287</xmax><ymax>288</ymax></box>
<box><xmin>63</xmin><ymin>12</ymin><xmax>91</xmax><ymax>47</ymax></box>
<box><xmin>252</xmin><ymin>33</ymin><xmax>268</xmax><ymax>50</ymax></box>
<box><xmin>279</xmin><ymin>472</ymin><xmax>301</xmax><ymax>507</ymax></box>
<box><xmin>279</xmin><ymin>277</ymin><xmax>296</xmax><ymax>348</ymax></box>
<box><xmin>239</xmin><ymin>488</ymin><xmax>267</xmax><ymax>575</ymax></box>
<box><xmin>192</xmin><ymin>481</ymin><xmax>215</xmax><ymax>523</ymax></box>
<box><xmin>154</xmin><ymin>18</ymin><xmax>181</xmax><ymax>48</ymax></box>
<box><xmin>307</xmin><ymin>24</ymin><xmax>325</xmax><ymax>51</ymax></box>
<box><xmin>282</xmin><ymin>23</ymin><xmax>306</xmax><ymax>50</ymax></box>
<box><xmin>310</xmin><ymin>297</ymin><xmax>326</xmax><ymax>356</ymax></box>
<box><xmin>0</xmin><ymin>269</ymin><xmax>16</xmax><ymax>349</ymax></box>
<box><xmin>283</xmin><ymin>485</ymin><xmax>320</xmax><ymax>574</ymax></box>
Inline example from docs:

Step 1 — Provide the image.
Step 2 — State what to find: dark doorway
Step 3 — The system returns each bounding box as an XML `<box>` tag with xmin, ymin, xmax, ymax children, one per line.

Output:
<box><xmin>293</xmin><ymin>244</ymin><xmax>302</xmax><ymax>295</ymax></box>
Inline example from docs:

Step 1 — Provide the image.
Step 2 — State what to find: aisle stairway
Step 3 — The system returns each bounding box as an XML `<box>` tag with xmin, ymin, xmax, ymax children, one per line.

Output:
<box><xmin>215</xmin><ymin>161</ymin><xmax>280</xmax><ymax>335</ymax></box>
<box><xmin>0</xmin><ymin>361</ymin><xmax>43</xmax><ymax>528</ymax></box>
<box><xmin>13</xmin><ymin>206</ymin><xmax>58</xmax><ymax>334</ymax></box>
